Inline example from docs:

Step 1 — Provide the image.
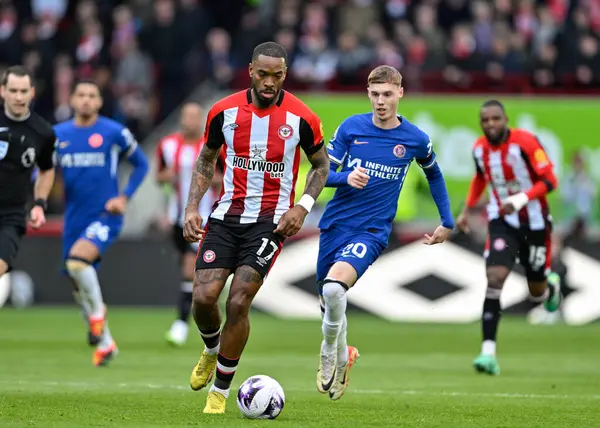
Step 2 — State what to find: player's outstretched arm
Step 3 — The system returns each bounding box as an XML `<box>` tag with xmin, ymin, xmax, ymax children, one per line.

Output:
<box><xmin>183</xmin><ymin>145</ymin><xmax>220</xmax><ymax>242</ymax></box>
<box><xmin>421</xmin><ymin>161</ymin><xmax>454</xmax><ymax>245</ymax></box>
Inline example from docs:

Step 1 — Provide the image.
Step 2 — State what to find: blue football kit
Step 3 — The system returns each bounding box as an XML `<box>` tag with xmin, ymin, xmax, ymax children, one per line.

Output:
<box><xmin>317</xmin><ymin>113</ymin><xmax>454</xmax><ymax>283</ymax></box>
<box><xmin>54</xmin><ymin>116</ymin><xmax>149</xmax><ymax>266</ymax></box>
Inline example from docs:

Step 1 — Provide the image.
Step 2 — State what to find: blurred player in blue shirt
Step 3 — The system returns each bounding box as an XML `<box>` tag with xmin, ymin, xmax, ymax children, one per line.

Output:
<box><xmin>316</xmin><ymin>66</ymin><xmax>455</xmax><ymax>400</ymax></box>
<box><xmin>54</xmin><ymin>80</ymin><xmax>149</xmax><ymax>367</ymax></box>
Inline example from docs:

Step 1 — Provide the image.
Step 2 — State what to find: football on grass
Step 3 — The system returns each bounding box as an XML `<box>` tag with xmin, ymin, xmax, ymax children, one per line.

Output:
<box><xmin>236</xmin><ymin>375</ymin><xmax>285</xmax><ymax>419</ymax></box>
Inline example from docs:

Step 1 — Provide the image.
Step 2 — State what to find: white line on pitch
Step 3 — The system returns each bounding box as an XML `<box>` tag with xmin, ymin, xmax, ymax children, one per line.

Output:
<box><xmin>0</xmin><ymin>380</ymin><xmax>599</xmax><ymax>400</ymax></box>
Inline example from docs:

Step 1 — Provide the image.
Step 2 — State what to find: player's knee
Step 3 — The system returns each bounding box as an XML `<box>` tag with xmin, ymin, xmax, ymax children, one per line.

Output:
<box><xmin>225</xmin><ymin>289</ymin><xmax>253</xmax><ymax>320</ymax></box>
<box><xmin>486</xmin><ymin>269</ymin><xmax>507</xmax><ymax>290</ymax></box>
<box><xmin>192</xmin><ymin>287</ymin><xmax>219</xmax><ymax>309</ymax></box>
<box><xmin>65</xmin><ymin>258</ymin><xmax>91</xmax><ymax>274</ymax></box>
<box><xmin>321</xmin><ymin>280</ymin><xmax>347</xmax><ymax>303</ymax></box>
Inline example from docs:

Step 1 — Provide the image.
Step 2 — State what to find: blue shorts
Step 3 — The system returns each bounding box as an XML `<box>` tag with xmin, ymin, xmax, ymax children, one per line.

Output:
<box><xmin>62</xmin><ymin>214</ymin><xmax>123</xmax><ymax>267</ymax></box>
<box><xmin>316</xmin><ymin>229</ymin><xmax>386</xmax><ymax>285</ymax></box>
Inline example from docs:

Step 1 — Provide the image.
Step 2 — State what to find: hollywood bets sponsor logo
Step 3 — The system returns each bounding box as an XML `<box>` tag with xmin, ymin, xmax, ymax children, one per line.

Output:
<box><xmin>232</xmin><ymin>156</ymin><xmax>286</xmax><ymax>179</ymax></box>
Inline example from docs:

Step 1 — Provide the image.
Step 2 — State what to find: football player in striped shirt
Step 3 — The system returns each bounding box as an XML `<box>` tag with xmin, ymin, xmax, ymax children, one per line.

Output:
<box><xmin>156</xmin><ymin>102</ymin><xmax>225</xmax><ymax>346</ymax></box>
<box><xmin>456</xmin><ymin>100</ymin><xmax>561</xmax><ymax>375</ymax></box>
<box><xmin>183</xmin><ymin>42</ymin><xmax>330</xmax><ymax>414</ymax></box>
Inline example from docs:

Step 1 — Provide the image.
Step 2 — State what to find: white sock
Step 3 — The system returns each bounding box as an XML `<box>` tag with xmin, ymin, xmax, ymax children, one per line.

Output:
<box><xmin>205</xmin><ymin>344</ymin><xmax>220</xmax><ymax>355</ymax></box>
<box><xmin>482</xmin><ymin>340</ymin><xmax>496</xmax><ymax>356</ymax></box>
<box><xmin>210</xmin><ymin>384</ymin><xmax>229</xmax><ymax>398</ymax></box>
<box><xmin>72</xmin><ymin>290</ymin><xmax>91</xmax><ymax>323</ymax></box>
<box><xmin>98</xmin><ymin>320</ymin><xmax>114</xmax><ymax>350</ymax></box>
<box><xmin>529</xmin><ymin>288</ymin><xmax>549</xmax><ymax>302</ymax></box>
<box><xmin>336</xmin><ymin>315</ymin><xmax>348</xmax><ymax>367</ymax></box>
<box><xmin>68</xmin><ymin>264</ymin><xmax>105</xmax><ymax>318</ymax></box>
<box><xmin>321</xmin><ymin>281</ymin><xmax>347</xmax><ymax>355</ymax></box>
<box><xmin>200</xmin><ymin>329</ymin><xmax>221</xmax><ymax>356</ymax></box>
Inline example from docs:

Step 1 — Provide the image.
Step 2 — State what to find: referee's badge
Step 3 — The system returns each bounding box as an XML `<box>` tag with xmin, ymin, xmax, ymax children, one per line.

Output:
<box><xmin>0</xmin><ymin>141</ymin><xmax>7</xmax><ymax>160</ymax></box>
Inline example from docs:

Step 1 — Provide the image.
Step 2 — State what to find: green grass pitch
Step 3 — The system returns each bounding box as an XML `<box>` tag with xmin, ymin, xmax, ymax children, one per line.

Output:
<box><xmin>1</xmin><ymin>308</ymin><xmax>599</xmax><ymax>427</ymax></box>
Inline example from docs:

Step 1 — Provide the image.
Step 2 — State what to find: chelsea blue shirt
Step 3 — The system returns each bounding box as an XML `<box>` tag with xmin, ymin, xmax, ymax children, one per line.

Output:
<box><xmin>319</xmin><ymin>113</ymin><xmax>453</xmax><ymax>243</ymax></box>
<box><xmin>54</xmin><ymin>116</ymin><xmax>149</xmax><ymax>231</ymax></box>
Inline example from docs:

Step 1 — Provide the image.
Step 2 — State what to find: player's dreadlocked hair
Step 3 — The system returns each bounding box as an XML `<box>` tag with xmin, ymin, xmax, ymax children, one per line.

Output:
<box><xmin>481</xmin><ymin>99</ymin><xmax>506</xmax><ymax>112</ymax></box>
<box><xmin>252</xmin><ymin>42</ymin><xmax>288</xmax><ymax>65</ymax></box>
<box><xmin>368</xmin><ymin>65</ymin><xmax>402</xmax><ymax>86</ymax></box>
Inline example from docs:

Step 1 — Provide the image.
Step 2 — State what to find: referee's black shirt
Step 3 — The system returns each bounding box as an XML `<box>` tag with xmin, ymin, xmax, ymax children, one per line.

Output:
<box><xmin>0</xmin><ymin>108</ymin><xmax>56</xmax><ymax>213</ymax></box>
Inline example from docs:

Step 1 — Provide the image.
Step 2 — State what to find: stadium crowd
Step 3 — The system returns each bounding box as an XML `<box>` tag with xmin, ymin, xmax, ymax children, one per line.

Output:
<box><xmin>1</xmin><ymin>0</ymin><xmax>599</xmax><ymax>137</ymax></box>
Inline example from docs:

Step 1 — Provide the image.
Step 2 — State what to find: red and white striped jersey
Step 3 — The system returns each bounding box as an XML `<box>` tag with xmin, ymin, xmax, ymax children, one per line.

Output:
<box><xmin>204</xmin><ymin>89</ymin><xmax>324</xmax><ymax>224</ymax></box>
<box><xmin>156</xmin><ymin>133</ymin><xmax>225</xmax><ymax>227</ymax></box>
<box><xmin>472</xmin><ymin>128</ymin><xmax>554</xmax><ymax>230</ymax></box>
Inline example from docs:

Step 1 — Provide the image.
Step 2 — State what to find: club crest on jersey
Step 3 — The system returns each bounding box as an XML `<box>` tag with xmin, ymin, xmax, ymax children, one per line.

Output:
<box><xmin>0</xmin><ymin>140</ymin><xmax>8</xmax><ymax>160</ymax></box>
<box><xmin>393</xmin><ymin>144</ymin><xmax>406</xmax><ymax>158</ymax></box>
<box><xmin>203</xmin><ymin>250</ymin><xmax>216</xmax><ymax>263</ymax></box>
<box><xmin>493</xmin><ymin>238</ymin><xmax>506</xmax><ymax>251</ymax></box>
<box><xmin>88</xmin><ymin>133</ymin><xmax>104</xmax><ymax>148</ymax></box>
<box><xmin>278</xmin><ymin>124</ymin><xmax>294</xmax><ymax>140</ymax></box>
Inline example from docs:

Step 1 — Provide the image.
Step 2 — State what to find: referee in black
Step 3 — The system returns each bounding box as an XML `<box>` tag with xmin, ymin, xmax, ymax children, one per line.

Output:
<box><xmin>0</xmin><ymin>65</ymin><xmax>56</xmax><ymax>278</ymax></box>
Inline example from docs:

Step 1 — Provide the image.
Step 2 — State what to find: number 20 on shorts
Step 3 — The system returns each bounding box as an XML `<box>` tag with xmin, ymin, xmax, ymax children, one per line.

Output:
<box><xmin>341</xmin><ymin>242</ymin><xmax>367</xmax><ymax>259</ymax></box>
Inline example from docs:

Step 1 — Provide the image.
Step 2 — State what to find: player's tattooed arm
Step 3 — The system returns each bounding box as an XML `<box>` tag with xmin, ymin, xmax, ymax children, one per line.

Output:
<box><xmin>185</xmin><ymin>145</ymin><xmax>220</xmax><ymax>212</ymax></box>
<box><xmin>303</xmin><ymin>145</ymin><xmax>329</xmax><ymax>199</ymax></box>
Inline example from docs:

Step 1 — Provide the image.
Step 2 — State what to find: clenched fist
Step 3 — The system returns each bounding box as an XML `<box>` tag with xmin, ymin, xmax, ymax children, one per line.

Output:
<box><xmin>183</xmin><ymin>209</ymin><xmax>204</xmax><ymax>242</ymax></box>
<box><xmin>347</xmin><ymin>167</ymin><xmax>370</xmax><ymax>189</ymax></box>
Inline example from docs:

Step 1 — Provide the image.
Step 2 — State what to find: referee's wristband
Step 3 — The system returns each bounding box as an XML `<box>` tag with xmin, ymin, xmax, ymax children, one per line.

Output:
<box><xmin>297</xmin><ymin>194</ymin><xmax>315</xmax><ymax>213</ymax></box>
<box><xmin>33</xmin><ymin>198</ymin><xmax>47</xmax><ymax>212</ymax></box>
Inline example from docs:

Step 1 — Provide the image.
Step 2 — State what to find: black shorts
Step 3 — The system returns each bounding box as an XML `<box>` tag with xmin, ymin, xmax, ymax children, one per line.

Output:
<box><xmin>0</xmin><ymin>210</ymin><xmax>26</xmax><ymax>270</ymax></box>
<box><xmin>172</xmin><ymin>225</ymin><xmax>198</xmax><ymax>255</ymax></box>
<box><xmin>196</xmin><ymin>218</ymin><xmax>284</xmax><ymax>278</ymax></box>
<box><xmin>485</xmin><ymin>219</ymin><xmax>552</xmax><ymax>281</ymax></box>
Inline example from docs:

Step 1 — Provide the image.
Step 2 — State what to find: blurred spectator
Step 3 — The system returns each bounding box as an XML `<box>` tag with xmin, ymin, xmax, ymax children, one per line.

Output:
<box><xmin>561</xmin><ymin>151</ymin><xmax>597</xmax><ymax>241</ymax></box>
<box><xmin>205</xmin><ymin>27</ymin><xmax>235</xmax><ymax>89</ymax></box>
<box><xmin>139</xmin><ymin>0</ymin><xmax>187</xmax><ymax>120</ymax></box>
<box><xmin>531</xmin><ymin>42</ymin><xmax>558</xmax><ymax>87</ymax></box>
<box><xmin>472</xmin><ymin>1</ymin><xmax>494</xmax><ymax>55</ymax></box>
<box><xmin>292</xmin><ymin>32</ymin><xmax>338</xmax><ymax>86</ymax></box>
<box><xmin>573</xmin><ymin>33</ymin><xmax>600</xmax><ymax>87</ymax></box>
<box><xmin>3</xmin><ymin>0</ymin><xmax>600</xmax><ymax>135</ymax></box>
<box><xmin>335</xmin><ymin>32</ymin><xmax>372</xmax><ymax>86</ymax></box>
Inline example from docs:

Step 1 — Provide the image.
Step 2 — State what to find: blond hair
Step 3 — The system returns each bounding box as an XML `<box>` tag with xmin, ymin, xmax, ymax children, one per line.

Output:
<box><xmin>367</xmin><ymin>65</ymin><xmax>402</xmax><ymax>86</ymax></box>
